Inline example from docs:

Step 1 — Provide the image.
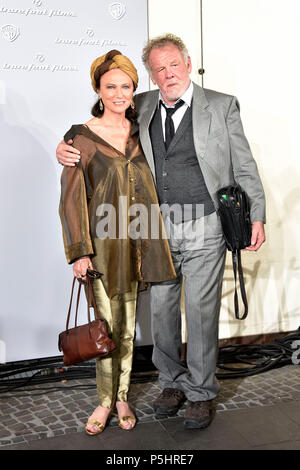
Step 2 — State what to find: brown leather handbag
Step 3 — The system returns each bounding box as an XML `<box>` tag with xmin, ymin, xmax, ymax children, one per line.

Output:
<box><xmin>58</xmin><ymin>270</ymin><xmax>116</xmax><ymax>366</ymax></box>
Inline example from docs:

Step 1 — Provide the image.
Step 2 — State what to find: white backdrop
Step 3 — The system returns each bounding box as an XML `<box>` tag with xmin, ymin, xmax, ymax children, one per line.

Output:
<box><xmin>202</xmin><ymin>0</ymin><xmax>300</xmax><ymax>339</ymax></box>
<box><xmin>0</xmin><ymin>0</ymin><xmax>150</xmax><ymax>362</ymax></box>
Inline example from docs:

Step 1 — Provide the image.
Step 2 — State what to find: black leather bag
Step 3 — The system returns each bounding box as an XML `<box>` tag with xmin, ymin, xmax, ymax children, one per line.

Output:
<box><xmin>217</xmin><ymin>184</ymin><xmax>252</xmax><ymax>320</ymax></box>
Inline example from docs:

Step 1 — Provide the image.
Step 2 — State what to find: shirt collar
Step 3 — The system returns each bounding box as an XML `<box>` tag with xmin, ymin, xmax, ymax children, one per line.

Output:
<box><xmin>158</xmin><ymin>80</ymin><xmax>193</xmax><ymax>109</ymax></box>
<box><xmin>130</xmin><ymin>120</ymin><xmax>139</xmax><ymax>136</ymax></box>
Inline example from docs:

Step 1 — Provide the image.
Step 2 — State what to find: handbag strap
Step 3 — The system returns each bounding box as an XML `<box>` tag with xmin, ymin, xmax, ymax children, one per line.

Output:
<box><xmin>65</xmin><ymin>270</ymin><xmax>102</xmax><ymax>331</ymax></box>
<box><xmin>65</xmin><ymin>276</ymin><xmax>82</xmax><ymax>331</ymax></box>
<box><xmin>85</xmin><ymin>273</ymin><xmax>102</xmax><ymax>320</ymax></box>
<box><xmin>232</xmin><ymin>250</ymin><xmax>248</xmax><ymax>320</ymax></box>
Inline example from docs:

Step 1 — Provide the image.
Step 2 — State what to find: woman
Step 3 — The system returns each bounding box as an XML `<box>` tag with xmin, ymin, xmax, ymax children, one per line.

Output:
<box><xmin>59</xmin><ymin>50</ymin><xmax>176</xmax><ymax>435</ymax></box>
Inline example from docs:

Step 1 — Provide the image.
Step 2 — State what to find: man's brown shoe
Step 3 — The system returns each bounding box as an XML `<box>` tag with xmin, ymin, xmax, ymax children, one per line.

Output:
<box><xmin>153</xmin><ymin>388</ymin><xmax>186</xmax><ymax>418</ymax></box>
<box><xmin>184</xmin><ymin>400</ymin><xmax>214</xmax><ymax>429</ymax></box>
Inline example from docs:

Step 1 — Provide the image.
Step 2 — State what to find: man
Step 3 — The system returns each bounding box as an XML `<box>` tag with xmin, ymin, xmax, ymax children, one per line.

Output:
<box><xmin>56</xmin><ymin>34</ymin><xmax>266</xmax><ymax>429</ymax></box>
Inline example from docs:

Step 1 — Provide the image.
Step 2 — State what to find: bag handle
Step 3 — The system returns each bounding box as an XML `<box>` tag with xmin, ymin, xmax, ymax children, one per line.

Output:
<box><xmin>65</xmin><ymin>269</ymin><xmax>102</xmax><ymax>332</ymax></box>
<box><xmin>232</xmin><ymin>250</ymin><xmax>248</xmax><ymax>320</ymax></box>
<box><xmin>65</xmin><ymin>277</ymin><xmax>80</xmax><ymax>332</ymax></box>
<box><xmin>85</xmin><ymin>272</ymin><xmax>102</xmax><ymax>320</ymax></box>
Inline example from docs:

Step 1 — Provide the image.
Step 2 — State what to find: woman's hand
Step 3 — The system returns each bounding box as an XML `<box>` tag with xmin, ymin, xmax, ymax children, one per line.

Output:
<box><xmin>73</xmin><ymin>256</ymin><xmax>94</xmax><ymax>279</ymax></box>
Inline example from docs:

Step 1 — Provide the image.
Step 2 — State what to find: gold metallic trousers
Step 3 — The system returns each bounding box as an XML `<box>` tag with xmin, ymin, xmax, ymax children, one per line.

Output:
<box><xmin>91</xmin><ymin>279</ymin><xmax>138</xmax><ymax>408</ymax></box>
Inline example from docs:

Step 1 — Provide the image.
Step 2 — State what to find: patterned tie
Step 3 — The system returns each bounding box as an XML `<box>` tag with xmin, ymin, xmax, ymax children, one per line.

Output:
<box><xmin>160</xmin><ymin>99</ymin><xmax>184</xmax><ymax>150</ymax></box>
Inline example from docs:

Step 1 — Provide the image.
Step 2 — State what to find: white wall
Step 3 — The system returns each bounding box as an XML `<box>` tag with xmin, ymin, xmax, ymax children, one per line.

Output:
<box><xmin>148</xmin><ymin>0</ymin><xmax>202</xmax><ymax>86</ymax></box>
<box><xmin>147</xmin><ymin>0</ymin><xmax>300</xmax><ymax>338</ymax></box>
<box><xmin>0</xmin><ymin>0</ymin><xmax>149</xmax><ymax>362</ymax></box>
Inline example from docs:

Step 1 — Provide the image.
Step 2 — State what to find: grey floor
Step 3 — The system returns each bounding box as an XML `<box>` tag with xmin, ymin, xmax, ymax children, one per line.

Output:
<box><xmin>1</xmin><ymin>364</ymin><xmax>300</xmax><ymax>451</ymax></box>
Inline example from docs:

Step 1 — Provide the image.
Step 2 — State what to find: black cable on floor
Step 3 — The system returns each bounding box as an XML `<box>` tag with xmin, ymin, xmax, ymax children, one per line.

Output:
<box><xmin>216</xmin><ymin>328</ymin><xmax>300</xmax><ymax>379</ymax></box>
<box><xmin>0</xmin><ymin>328</ymin><xmax>299</xmax><ymax>398</ymax></box>
<box><xmin>216</xmin><ymin>344</ymin><xmax>288</xmax><ymax>379</ymax></box>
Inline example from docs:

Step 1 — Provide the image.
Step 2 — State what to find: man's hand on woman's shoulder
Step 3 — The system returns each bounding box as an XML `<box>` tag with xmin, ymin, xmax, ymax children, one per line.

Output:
<box><xmin>56</xmin><ymin>139</ymin><xmax>81</xmax><ymax>166</ymax></box>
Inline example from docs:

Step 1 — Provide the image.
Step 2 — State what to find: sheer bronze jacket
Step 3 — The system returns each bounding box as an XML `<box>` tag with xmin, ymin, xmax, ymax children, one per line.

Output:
<box><xmin>59</xmin><ymin>124</ymin><xmax>176</xmax><ymax>299</ymax></box>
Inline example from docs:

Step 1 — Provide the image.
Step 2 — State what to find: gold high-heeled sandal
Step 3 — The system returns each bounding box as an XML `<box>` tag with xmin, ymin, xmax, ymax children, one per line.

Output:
<box><xmin>118</xmin><ymin>415</ymin><xmax>136</xmax><ymax>431</ymax></box>
<box><xmin>85</xmin><ymin>406</ymin><xmax>112</xmax><ymax>436</ymax></box>
<box><xmin>85</xmin><ymin>419</ymin><xmax>105</xmax><ymax>436</ymax></box>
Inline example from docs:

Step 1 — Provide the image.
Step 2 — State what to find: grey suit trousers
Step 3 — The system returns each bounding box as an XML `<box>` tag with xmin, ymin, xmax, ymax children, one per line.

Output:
<box><xmin>150</xmin><ymin>211</ymin><xmax>227</xmax><ymax>402</ymax></box>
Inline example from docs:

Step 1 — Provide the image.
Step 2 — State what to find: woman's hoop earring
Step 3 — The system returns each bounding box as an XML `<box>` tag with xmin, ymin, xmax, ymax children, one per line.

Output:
<box><xmin>130</xmin><ymin>100</ymin><xmax>135</xmax><ymax>110</ymax></box>
<box><xmin>99</xmin><ymin>98</ymin><xmax>104</xmax><ymax>111</ymax></box>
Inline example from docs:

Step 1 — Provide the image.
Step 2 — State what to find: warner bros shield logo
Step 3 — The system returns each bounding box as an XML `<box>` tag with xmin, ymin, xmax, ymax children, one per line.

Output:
<box><xmin>109</xmin><ymin>2</ymin><xmax>126</xmax><ymax>20</ymax></box>
<box><xmin>1</xmin><ymin>24</ymin><xmax>20</xmax><ymax>42</ymax></box>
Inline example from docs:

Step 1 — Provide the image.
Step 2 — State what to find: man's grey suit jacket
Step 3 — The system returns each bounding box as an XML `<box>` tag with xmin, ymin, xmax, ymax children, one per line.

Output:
<box><xmin>135</xmin><ymin>82</ymin><xmax>266</xmax><ymax>224</ymax></box>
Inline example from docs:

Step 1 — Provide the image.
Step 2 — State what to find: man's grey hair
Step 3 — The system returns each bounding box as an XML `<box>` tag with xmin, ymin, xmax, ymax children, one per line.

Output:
<box><xmin>142</xmin><ymin>33</ymin><xmax>189</xmax><ymax>73</ymax></box>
